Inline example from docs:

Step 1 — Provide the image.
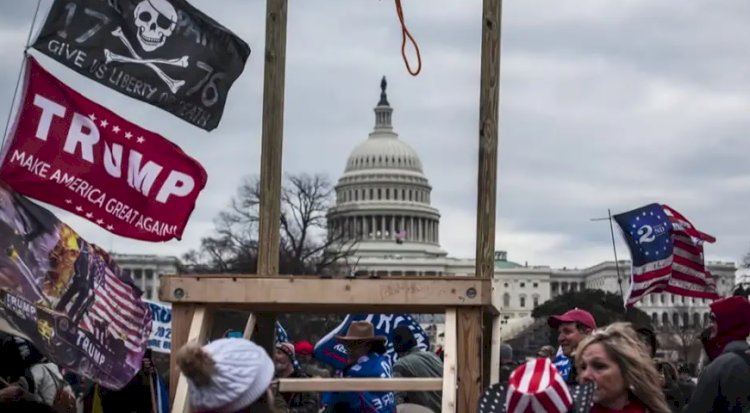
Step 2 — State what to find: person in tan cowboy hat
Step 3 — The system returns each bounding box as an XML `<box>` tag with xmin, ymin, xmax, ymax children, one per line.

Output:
<box><xmin>324</xmin><ymin>320</ymin><xmax>396</xmax><ymax>413</ymax></box>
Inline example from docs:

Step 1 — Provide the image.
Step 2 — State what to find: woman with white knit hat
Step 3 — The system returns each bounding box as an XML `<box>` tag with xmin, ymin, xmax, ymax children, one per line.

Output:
<box><xmin>176</xmin><ymin>338</ymin><xmax>277</xmax><ymax>413</ymax></box>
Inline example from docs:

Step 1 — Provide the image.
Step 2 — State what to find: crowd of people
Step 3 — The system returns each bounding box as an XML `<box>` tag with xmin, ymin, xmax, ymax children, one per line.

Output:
<box><xmin>485</xmin><ymin>295</ymin><xmax>750</xmax><ymax>413</ymax></box>
<box><xmin>1</xmin><ymin>294</ymin><xmax>748</xmax><ymax>412</ymax></box>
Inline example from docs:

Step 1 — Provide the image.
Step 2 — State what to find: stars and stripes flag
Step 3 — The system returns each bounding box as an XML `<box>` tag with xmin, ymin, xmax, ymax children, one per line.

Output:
<box><xmin>81</xmin><ymin>254</ymin><xmax>151</xmax><ymax>353</ymax></box>
<box><xmin>613</xmin><ymin>203</ymin><xmax>720</xmax><ymax>307</ymax></box>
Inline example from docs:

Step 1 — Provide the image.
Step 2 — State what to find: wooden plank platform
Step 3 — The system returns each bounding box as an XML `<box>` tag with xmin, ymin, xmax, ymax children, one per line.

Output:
<box><xmin>160</xmin><ymin>275</ymin><xmax>496</xmax><ymax>313</ymax></box>
<box><xmin>278</xmin><ymin>378</ymin><xmax>442</xmax><ymax>392</ymax></box>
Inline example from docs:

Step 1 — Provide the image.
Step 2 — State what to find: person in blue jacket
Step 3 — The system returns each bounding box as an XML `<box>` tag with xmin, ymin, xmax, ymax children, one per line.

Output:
<box><xmin>325</xmin><ymin>321</ymin><xmax>395</xmax><ymax>413</ymax></box>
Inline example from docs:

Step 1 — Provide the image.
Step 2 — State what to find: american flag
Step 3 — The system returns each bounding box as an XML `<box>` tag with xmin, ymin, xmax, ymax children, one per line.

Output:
<box><xmin>613</xmin><ymin>203</ymin><xmax>720</xmax><ymax>307</ymax></box>
<box><xmin>81</xmin><ymin>254</ymin><xmax>151</xmax><ymax>353</ymax></box>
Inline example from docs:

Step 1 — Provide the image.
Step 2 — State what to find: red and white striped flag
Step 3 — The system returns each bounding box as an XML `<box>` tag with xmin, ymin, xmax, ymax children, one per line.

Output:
<box><xmin>81</xmin><ymin>256</ymin><xmax>150</xmax><ymax>353</ymax></box>
<box><xmin>613</xmin><ymin>203</ymin><xmax>720</xmax><ymax>307</ymax></box>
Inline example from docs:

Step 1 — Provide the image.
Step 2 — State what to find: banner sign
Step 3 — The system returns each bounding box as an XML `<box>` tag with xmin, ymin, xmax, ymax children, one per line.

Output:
<box><xmin>145</xmin><ymin>300</ymin><xmax>171</xmax><ymax>353</ymax></box>
<box><xmin>0</xmin><ymin>58</ymin><xmax>207</xmax><ymax>242</ymax></box>
<box><xmin>0</xmin><ymin>183</ymin><xmax>151</xmax><ymax>389</ymax></box>
<box><xmin>314</xmin><ymin>314</ymin><xmax>430</xmax><ymax>371</ymax></box>
<box><xmin>32</xmin><ymin>0</ymin><xmax>251</xmax><ymax>130</ymax></box>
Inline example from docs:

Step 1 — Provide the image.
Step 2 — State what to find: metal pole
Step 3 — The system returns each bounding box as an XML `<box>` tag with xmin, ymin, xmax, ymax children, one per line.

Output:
<box><xmin>607</xmin><ymin>209</ymin><xmax>626</xmax><ymax>299</ymax></box>
<box><xmin>590</xmin><ymin>211</ymin><xmax>626</xmax><ymax>300</ymax></box>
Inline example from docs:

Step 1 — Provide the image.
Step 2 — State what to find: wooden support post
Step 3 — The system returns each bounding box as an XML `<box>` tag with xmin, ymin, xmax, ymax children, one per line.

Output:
<box><xmin>464</xmin><ymin>0</ymin><xmax>503</xmax><ymax>408</ymax></box>
<box><xmin>456</xmin><ymin>308</ymin><xmax>482</xmax><ymax>412</ymax></box>
<box><xmin>169</xmin><ymin>303</ymin><xmax>195</xmax><ymax>403</ymax></box>
<box><xmin>490</xmin><ymin>313</ymin><xmax>502</xmax><ymax>385</ymax></box>
<box><xmin>482</xmin><ymin>310</ymin><xmax>494</xmax><ymax>388</ymax></box>
<box><xmin>441</xmin><ymin>309</ymin><xmax>457</xmax><ymax>413</ymax></box>
<box><xmin>172</xmin><ymin>306</ymin><xmax>213</xmax><ymax>413</ymax></box>
<box><xmin>243</xmin><ymin>313</ymin><xmax>257</xmax><ymax>339</ymax></box>
<box><xmin>256</xmin><ymin>0</ymin><xmax>288</xmax><ymax>354</ymax></box>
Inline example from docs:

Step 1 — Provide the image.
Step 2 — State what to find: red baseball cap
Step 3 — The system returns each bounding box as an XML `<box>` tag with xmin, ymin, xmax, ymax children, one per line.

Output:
<box><xmin>547</xmin><ymin>308</ymin><xmax>597</xmax><ymax>330</ymax></box>
<box><xmin>294</xmin><ymin>341</ymin><xmax>314</xmax><ymax>356</ymax></box>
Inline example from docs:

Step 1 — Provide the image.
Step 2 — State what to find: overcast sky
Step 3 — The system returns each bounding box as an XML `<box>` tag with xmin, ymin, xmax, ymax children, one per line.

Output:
<box><xmin>1</xmin><ymin>0</ymin><xmax>749</xmax><ymax>270</ymax></box>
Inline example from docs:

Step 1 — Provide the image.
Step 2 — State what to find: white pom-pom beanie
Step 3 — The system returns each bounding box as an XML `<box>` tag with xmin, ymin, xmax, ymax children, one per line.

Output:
<box><xmin>186</xmin><ymin>338</ymin><xmax>275</xmax><ymax>413</ymax></box>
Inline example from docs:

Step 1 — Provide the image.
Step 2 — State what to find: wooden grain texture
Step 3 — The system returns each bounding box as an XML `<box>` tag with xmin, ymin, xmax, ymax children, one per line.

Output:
<box><xmin>441</xmin><ymin>309</ymin><xmax>458</xmax><ymax>413</ymax></box>
<box><xmin>456</xmin><ymin>307</ymin><xmax>482</xmax><ymax>413</ymax></box>
<box><xmin>474</xmin><ymin>0</ymin><xmax>503</xmax><ymax>281</ymax></box>
<box><xmin>481</xmin><ymin>310</ymin><xmax>494</xmax><ymax>388</ymax></box>
<box><xmin>160</xmin><ymin>276</ymin><xmax>491</xmax><ymax>311</ymax></box>
<box><xmin>256</xmin><ymin>0</ymin><xmax>288</xmax><ymax>355</ymax></box>
<box><xmin>470</xmin><ymin>0</ymin><xmax>502</xmax><ymax>408</ymax></box>
<box><xmin>278</xmin><ymin>378</ymin><xmax>442</xmax><ymax>392</ymax></box>
<box><xmin>169</xmin><ymin>303</ymin><xmax>195</xmax><ymax>404</ymax></box>
<box><xmin>490</xmin><ymin>313</ymin><xmax>502</xmax><ymax>385</ymax></box>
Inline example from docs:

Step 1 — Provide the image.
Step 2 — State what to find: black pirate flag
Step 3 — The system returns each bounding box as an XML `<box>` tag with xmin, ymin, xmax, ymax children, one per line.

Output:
<box><xmin>32</xmin><ymin>0</ymin><xmax>251</xmax><ymax>131</ymax></box>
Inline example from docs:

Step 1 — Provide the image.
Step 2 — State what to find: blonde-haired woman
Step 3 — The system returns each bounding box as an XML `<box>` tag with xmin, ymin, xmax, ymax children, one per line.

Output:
<box><xmin>575</xmin><ymin>322</ymin><xmax>671</xmax><ymax>413</ymax></box>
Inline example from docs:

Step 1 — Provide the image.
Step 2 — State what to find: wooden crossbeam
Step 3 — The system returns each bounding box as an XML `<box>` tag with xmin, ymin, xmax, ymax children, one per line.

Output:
<box><xmin>159</xmin><ymin>276</ymin><xmax>496</xmax><ymax>313</ymax></box>
<box><xmin>278</xmin><ymin>378</ymin><xmax>442</xmax><ymax>392</ymax></box>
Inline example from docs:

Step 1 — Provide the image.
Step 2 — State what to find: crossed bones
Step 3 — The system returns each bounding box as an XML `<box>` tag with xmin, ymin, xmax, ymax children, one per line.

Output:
<box><xmin>104</xmin><ymin>27</ymin><xmax>188</xmax><ymax>94</ymax></box>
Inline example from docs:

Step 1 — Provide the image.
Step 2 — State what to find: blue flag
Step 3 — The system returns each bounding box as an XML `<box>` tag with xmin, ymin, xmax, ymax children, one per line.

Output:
<box><xmin>151</xmin><ymin>373</ymin><xmax>170</xmax><ymax>413</ymax></box>
<box><xmin>314</xmin><ymin>314</ymin><xmax>430</xmax><ymax>371</ymax></box>
<box><xmin>553</xmin><ymin>346</ymin><xmax>571</xmax><ymax>381</ymax></box>
<box><xmin>613</xmin><ymin>203</ymin><xmax>674</xmax><ymax>267</ymax></box>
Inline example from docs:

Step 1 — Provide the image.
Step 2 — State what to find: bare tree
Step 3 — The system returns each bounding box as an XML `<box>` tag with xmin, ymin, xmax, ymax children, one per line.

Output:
<box><xmin>656</xmin><ymin>303</ymin><xmax>703</xmax><ymax>362</ymax></box>
<box><xmin>659</xmin><ymin>324</ymin><xmax>702</xmax><ymax>362</ymax></box>
<box><xmin>183</xmin><ymin>173</ymin><xmax>355</xmax><ymax>275</ymax></box>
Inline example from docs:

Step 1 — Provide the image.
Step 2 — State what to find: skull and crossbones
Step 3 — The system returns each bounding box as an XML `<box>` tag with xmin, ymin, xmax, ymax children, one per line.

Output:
<box><xmin>104</xmin><ymin>0</ymin><xmax>189</xmax><ymax>94</ymax></box>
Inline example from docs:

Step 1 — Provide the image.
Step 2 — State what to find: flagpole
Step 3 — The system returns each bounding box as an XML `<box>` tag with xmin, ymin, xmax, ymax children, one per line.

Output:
<box><xmin>607</xmin><ymin>208</ymin><xmax>626</xmax><ymax>299</ymax></box>
<box><xmin>2</xmin><ymin>0</ymin><xmax>42</xmax><ymax>148</ymax></box>
<box><xmin>591</xmin><ymin>209</ymin><xmax>625</xmax><ymax>300</ymax></box>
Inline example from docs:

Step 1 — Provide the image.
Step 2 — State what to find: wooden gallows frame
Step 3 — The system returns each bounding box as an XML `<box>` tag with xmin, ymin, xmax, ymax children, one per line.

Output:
<box><xmin>160</xmin><ymin>1</ymin><xmax>503</xmax><ymax>412</ymax></box>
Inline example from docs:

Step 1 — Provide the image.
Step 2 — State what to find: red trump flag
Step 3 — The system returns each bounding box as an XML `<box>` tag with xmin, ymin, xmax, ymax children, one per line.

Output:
<box><xmin>0</xmin><ymin>57</ymin><xmax>207</xmax><ymax>241</ymax></box>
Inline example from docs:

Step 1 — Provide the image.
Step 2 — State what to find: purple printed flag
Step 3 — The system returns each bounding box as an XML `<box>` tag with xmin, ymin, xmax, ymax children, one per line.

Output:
<box><xmin>0</xmin><ymin>182</ymin><xmax>151</xmax><ymax>389</ymax></box>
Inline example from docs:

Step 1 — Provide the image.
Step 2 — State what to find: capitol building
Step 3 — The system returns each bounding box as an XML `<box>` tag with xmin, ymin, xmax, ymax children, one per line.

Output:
<box><xmin>327</xmin><ymin>78</ymin><xmax>738</xmax><ymax>349</ymax></box>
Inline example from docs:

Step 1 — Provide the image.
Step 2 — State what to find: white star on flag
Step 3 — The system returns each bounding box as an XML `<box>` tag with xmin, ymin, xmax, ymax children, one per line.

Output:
<box><xmin>96</xmin><ymin>219</ymin><xmax>104</xmax><ymax>225</ymax></box>
<box><xmin>136</xmin><ymin>136</ymin><xmax>145</xmax><ymax>144</ymax></box>
<box><xmin>75</xmin><ymin>206</ymin><xmax>83</xmax><ymax>212</ymax></box>
<box><xmin>112</xmin><ymin>125</ymin><xmax>120</xmax><ymax>133</ymax></box>
<box><xmin>85</xmin><ymin>212</ymin><xmax>93</xmax><ymax>218</ymax></box>
<box><xmin>124</xmin><ymin>132</ymin><xmax>132</xmax><ymax>139</ymax></box>
<box><xmin>89</xmin><ymin>114</ymin><xmax>96</xmax><ymax>121</ymax></box>
<box><xmin>100</xmin><ymin>119</ymin><xmax>109</xmax><ymax>128</ymax></box>
<box><xmin>106</xmin><ymin>225</ymin><xmax>114</xmax><ymax>231</ymax></box>
<box><xmin>65</xmin><ymin>199</ymin><xmax>72</xmax><ymax>204</ymax></box>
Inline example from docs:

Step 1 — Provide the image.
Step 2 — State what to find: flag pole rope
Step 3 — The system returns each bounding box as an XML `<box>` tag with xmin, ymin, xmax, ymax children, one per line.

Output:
<box><xmin>394</xmin><ymin>0</ymin><xmax>422</xmax><ymax>76</ymax></box>
<box><xmin>1</xmin><ymin>0</ymin><xmax>42</xmax><ymax>148</ymax></box>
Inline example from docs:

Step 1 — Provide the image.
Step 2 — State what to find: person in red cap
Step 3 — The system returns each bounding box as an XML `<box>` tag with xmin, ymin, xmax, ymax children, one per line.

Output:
<box><xmin>548</xmin><ymin>308</ymin><xmax>597</xmax><ymax>386</ymax></box>
<box><xmin>294</xmin><ymin>341</ymin><xmax>329</xmax><ymax>378</ymax></box>
<box><xmin>685</xmin><ymin>296</ymin><xmax>750</xmax><ymax>413</ymax></box>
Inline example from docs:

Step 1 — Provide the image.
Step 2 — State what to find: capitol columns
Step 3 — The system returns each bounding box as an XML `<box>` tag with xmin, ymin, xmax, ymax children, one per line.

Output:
<box><xmin>363</xmin><ymin>215</ymin><xmax>369</xmax><ymax>239</ymax></box>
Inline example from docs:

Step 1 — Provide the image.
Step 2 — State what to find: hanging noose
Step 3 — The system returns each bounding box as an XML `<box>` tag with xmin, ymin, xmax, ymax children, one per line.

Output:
<box><xmin>394</xmin><ymin>0</ymin><xmax>422</xmax><ymax>76</ymax></box>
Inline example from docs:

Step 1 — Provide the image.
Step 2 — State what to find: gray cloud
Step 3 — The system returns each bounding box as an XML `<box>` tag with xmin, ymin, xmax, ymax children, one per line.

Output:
<box><xmin>0</xmin><ymin>1</ymin><xmax>747</xmax><ymax>269</ymax></box>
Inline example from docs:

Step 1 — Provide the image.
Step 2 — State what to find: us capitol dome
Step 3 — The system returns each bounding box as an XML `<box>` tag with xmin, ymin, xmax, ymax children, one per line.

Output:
<box><xmin>327</xmin><ymin>77</ymin><xmax>464</xmax><ymax>277</ymax></box>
